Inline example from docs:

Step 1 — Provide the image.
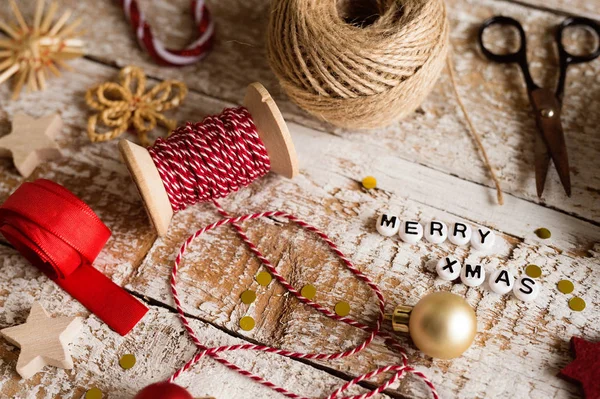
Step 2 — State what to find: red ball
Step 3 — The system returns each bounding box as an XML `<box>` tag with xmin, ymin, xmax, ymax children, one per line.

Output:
<box><xmin>134</xmin><ymin>382</ymin><xmax>193</xmax><ymax>399</ymax></box>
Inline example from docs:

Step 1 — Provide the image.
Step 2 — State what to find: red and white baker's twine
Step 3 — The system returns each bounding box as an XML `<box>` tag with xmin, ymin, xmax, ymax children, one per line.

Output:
<box><xmin>118</xmin><ymin>0</ymin><xmax>214</xmax><ymax>66</ymax></box>
<box><xmin>148</xmin><ymin>107</ymin><xmax>438</xmax><ymax>398</ymax></box>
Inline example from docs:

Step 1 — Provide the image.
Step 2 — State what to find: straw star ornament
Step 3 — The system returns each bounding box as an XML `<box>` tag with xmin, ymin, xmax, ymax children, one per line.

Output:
<box><xmin>85</xmin><ymin>66</ymin><xmax>187</xmax><ymax>146</ymax></box>
<box><xmin>0</xmin><ymin>0</ymin><xmax>84</xmax><ymax>99</ymax></box>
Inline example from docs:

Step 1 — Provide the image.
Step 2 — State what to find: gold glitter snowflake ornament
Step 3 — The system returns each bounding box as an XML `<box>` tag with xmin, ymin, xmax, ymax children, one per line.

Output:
<box><xmin>0</xmin><ymin>0</ymin><xmax>84</xmax><ymax>99</ymax></box>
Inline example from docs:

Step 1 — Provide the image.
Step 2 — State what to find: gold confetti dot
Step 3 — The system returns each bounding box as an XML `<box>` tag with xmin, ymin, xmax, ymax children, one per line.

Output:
<box><xmin>525</xmin><ymin>265</ymin><xmax>542</xmax><ymax>278</ymax></box>
<box><xmin>534</xmin><ymin>228</ymin><xmax>551</xmax><ymax>239</ymax></box>
<box><xmin>557</xmin><ymin>280</ymin><xmax>574</xmax><ymax>294</ymax></box>
<box><xmin>301</xmin><ymin>284</ymin><xmax>317</xmax><ymax>300</ymax></box>
<box><xmin>334</xmin><ymin>301</ymin><xmax>351</xmax><ymax>317</ymax></box>
<box><xmin>239</xmin><ymin>316</ymin><xmax>255</xmax><ymax>331</ymax></box>
<box><xmin>361</xmin><ymin>176</ymin><xmax>377</xmax><ymax>190</ymax></box>
<box><xmin>256</xmin><ymin>272</ymin><xmax>273</xmax><ymax>286</ymax></box>
<box><xmin>119</xmin><ymin>354</ymin><xmax>136</xmax><ymax>370</ymax></box>
<box><xmin>240</xmin><ymin>290</ymin><xmax>257</xmax><ymax>304</ymax></box>
<box><xmin>85</xmin><ymin>387</ymin><xmax>103</xmax><ymax>399</ymax></box>
<box><xmin>569</xmin><ymin>297</ymin><xmax>586</xmax><ymax>312</ymax></box>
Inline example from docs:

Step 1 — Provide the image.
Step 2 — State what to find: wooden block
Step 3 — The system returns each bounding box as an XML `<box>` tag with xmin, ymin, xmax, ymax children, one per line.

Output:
<box><xmin>0</xmin><ymin>113</ymin><xmax>62</xmax><ymax>177</ymax></box>
<box><xmin>119</xmin><ymin>82</ymin><xmax>299</xmax><ymax>236</ymax></box>
<box><xmin>243</xmin><ymin>82</ymin><xmax>298</xmax><ymax>179</ymax></box>
<box><xmin>0</xmin><ymin>302</ymin><xmax>82</xmax><ymax>379</ymax></box>
<box><xmin>119</xmin><ymin>139</ymin><xmax>173</xmax><ymax>237</ymax></box>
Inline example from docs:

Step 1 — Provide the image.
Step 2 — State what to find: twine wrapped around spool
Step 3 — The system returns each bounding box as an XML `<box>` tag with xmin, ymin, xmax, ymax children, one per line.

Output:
<box><xmin>267</xmin><ymin>0</ymin><xmax>449</xmax><ymax>129</ymax></box>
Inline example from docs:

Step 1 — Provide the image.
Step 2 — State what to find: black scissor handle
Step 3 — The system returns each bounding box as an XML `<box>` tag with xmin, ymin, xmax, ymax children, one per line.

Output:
<box><xmin>478</xmin><ymin>16</ymin><xmax>528</xmax><ymax>63</ymax></box>
<box><xmin>479</xmin><ymin>16</ymin><xmax>537</xmax><ymax>90</ymax></box>
<box><xmin>556</xmin><ymin>17</ymin><xmax>600</xmax><ymax>64</ymax></box>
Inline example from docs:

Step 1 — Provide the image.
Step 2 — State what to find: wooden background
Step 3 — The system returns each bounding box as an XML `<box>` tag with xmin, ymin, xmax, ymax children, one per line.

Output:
<box><xmin>0</xmin><ymin>0</ymin><xmax>599</xmax><ymax>398</ymax></box>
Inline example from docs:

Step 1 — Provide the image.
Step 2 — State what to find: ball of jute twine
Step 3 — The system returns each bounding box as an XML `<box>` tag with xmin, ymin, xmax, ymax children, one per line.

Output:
<box><xmin>267</xmin><ymin>0</ymin><xmax>504</xmax><ymax>204</ymax></box>
<box><xmin>267</xmin><ymin>0</ymin><xmax>449</xmax><ymax>129</ymax></box>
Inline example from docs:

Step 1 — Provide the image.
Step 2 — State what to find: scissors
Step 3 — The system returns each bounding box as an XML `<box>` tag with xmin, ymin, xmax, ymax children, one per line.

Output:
<box><xmin>478</xmin><ymin>16</ymin><xmax>600</xmax><ymax>197</ymax></box>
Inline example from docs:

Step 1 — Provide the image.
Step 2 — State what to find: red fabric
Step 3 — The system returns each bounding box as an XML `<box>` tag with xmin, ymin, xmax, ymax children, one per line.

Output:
<box><xmin>559</xmin><ymin>337</ymin><xmax>600</xmax><ymax>398</ymax></box>
<box><xmin>0</xmin><ymin>179</ymin><xmax>148</xmax><ymax>336</ymax></box>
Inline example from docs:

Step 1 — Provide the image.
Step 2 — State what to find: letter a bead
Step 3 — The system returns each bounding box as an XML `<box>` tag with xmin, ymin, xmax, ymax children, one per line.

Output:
<box><xmin>460</xmin><ymin>264</ymin><xmax>485</xmax><ymax>287</ymax></box>
<box><xmin>449</xmin><ymin>222</ymin><xmax>472</xmax><ymax>246</ymax></box>
<box><xmin>471</xmin><ymin>227</ymin><xmax>495</xmax><ymax>251</ymax></box>
<box><xmin>436</xmin><ymin>256</ymin><xmax>461</xmax><ymax>281</ymax></box>
<box><xmin>399</xmin><ymin>220</ymin><xmax>423</xmax><ymax>244</ymax></box>
<box><xmin>513</xmin><ymin>276</ymin><xmax>540</xmax><ymax>302</ymax></box>
<box><xmin>489</xmin><ymin>269</ymin><xmax>514</xmax><ymax>294</ymax></box>
<box><xmin>424</xmin><ymin>220</ymin><xmax>448</xmax><ymax>244</ymax></box>
<box><xmin>376</xmin><ymin>213</ymin><xmax>400</xmax><ymax>237</ymax></box>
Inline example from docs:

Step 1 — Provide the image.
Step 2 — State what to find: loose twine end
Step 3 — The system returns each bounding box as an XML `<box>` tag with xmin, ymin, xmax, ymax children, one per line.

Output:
<box><xmin>446</xmin><ymin>54</ymin><xmax>504</xmax><ymax>206</ymax></box>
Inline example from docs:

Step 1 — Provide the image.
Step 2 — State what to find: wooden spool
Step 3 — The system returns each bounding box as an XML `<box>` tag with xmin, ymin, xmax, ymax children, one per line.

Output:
<box><xmin>119</xmin><ymin>82</ymin><xmax>299</xmax><ymax>236</ymax></box>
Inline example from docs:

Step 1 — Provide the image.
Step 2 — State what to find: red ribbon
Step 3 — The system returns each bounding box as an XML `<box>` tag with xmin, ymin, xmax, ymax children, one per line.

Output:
<box><xmin>0</xmin><ymin>179</ymin><xmax>148</xmax><ymax>336</ymax></box>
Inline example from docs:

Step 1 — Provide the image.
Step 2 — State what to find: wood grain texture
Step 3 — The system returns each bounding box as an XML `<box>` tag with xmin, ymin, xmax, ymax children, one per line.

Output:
<box><xmin>0</xmin><ymin>0</ymin><xmax>597</xmax><ymax>398</ymax></box>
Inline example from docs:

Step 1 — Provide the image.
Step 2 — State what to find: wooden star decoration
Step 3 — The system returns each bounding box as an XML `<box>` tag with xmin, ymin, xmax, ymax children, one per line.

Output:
<box><xmin>559</xmin><ymin>336</ymin><xmax>600</xmax><ymax>398</ymax></box>
<box><xmin>0</xmin><ymin>112</ymin><xmax>62</xmax><ymax>177</ymax></box>
<box><xmin>0</xmin><ymin>302</ymin><xmax>82</xmax><ymax>379</ymax></box>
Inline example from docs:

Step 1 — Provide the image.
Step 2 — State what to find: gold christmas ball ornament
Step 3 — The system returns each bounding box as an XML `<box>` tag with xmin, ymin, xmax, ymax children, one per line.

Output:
<box><xmin>387</xmin><ymin>292</ymin><xmax>477</xmax><ymax>359</ymax></box>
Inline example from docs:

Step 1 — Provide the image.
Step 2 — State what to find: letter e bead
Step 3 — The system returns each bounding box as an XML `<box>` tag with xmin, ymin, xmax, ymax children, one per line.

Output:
<box><xmin>471</xmin><ymin>227</ymin><xmax>495</xmax><ymax>251</ymax></box>
<box><xmin>376</xmin><ymin>213</ymin><xmax>400</xmax><ymax>237</ymax></box>
<box><xmin>449</xmin><ymin>222</ymin><xmax>472</xmax><ymax>246</ymax></box>
<box><xmin>424</xmin><ymin>220</ymin><xmax>448</xmax><ymax>244</ymax></box>
<box><xmin>436</xmin><ymin>256</ymin><xmax>461</xmax><ymax>281</ymax></box>
<box><xmin>461</xmin><ymin>264</ymin><xmax>485</xmax><ymax>287</ymax></box>
<box><xmin>399</xmin><ymin>221</ymin><xmax>423</xmax><ymax>244</ymax></box>
<box><xmin>513</xmin><ymin>276</ymin><xmax>540</xmax><ymax>302</ymax></box>
<box><xmin>489</xmin><ymin>269</ymin><xmax>514</xmax><ymax>295</ymax></box>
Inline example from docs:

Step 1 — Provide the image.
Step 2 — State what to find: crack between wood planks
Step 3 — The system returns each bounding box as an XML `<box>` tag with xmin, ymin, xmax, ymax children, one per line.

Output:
<box><xmin>124</xmin><ymin>288</ymin><xmax>412</xmax><ymax>399</ymax></box>
<box><xmin>493</xmin><ymin>0</ymin><xmax>600</xmax><ymax>20</ymax></box>
<box><xmin>80</xmin><ymin>53</ymin><xmax>600</xmax><ymax>230</ymax></box>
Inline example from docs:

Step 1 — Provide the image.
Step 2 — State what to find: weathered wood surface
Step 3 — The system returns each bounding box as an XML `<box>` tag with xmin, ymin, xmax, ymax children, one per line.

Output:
<box><xmin>0</xmin><ymin>0</ymin><xmax>597</xmax><ymax>398</ymax></box>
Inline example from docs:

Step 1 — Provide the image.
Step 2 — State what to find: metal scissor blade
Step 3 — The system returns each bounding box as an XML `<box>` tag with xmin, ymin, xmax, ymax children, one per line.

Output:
<box><xmin>529</xmin><ymin>88</ymin><xmax>572</xmax><ymax>197</ymax></box>
<box><xmin>534</xmin><ymin>134</ymin><xmax>550</xmax><ymax>197</ymax></box>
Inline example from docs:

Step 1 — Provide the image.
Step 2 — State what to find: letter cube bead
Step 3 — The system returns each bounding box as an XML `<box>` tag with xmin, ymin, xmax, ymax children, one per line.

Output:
<box><xmin>489</xmin><ymin>269</ymin><xmax>515</xmax><ymax>295</ymax></box>
<box><xmin>460</xmin><ymin>264</ymin><xmax>485</xmax><ymax>287</ymax></box>
<box><xmin>436</xmin><ymin>256</ymin><xmax>461</xmax><ymax>281</ymax></box>
<box><xmin>376</xmin><ymin>213</ymin><xmax>400</xmax><ymax>237</ymax></box>
<box><xmin>513</xmin><ymin>276</ymin><xmax>540</xmax><ymax>302</ymax></box>
<box><xmin>398</xmin><ymin>220</ymin><xmax>423</xmax><ymax>244</ymax></box>
<box><xmin>471</xmin><ymin>227</ymin><xmax>495</xmax><ymax>251</ymax></box>
<box><xmin>449</xmin><ymin>222</ymin><xmax>472</xmax><ymax>246</ymax></box>
<box><xmin>424</xmin><ymin>220</ymin><xmax>448</xmax><ymax>244</ymax></box>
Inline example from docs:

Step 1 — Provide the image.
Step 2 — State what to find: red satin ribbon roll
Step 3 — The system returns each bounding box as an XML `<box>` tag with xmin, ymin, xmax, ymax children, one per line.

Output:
<box><xmin>0</xmin><ymin>179</ymin><xmax>148</xmax><ymax>336</ymax></box>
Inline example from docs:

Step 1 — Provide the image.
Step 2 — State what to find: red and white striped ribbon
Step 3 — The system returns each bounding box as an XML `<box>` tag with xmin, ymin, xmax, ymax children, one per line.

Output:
<box><xmin>167</xmin><ymin>205</ymin><xmax>439</xmax><ymax>399</ymax></box>
<box><xmin>118</xmin><ymin>0</ymin><xmax>214</xmax><ymax>66</ymax></box>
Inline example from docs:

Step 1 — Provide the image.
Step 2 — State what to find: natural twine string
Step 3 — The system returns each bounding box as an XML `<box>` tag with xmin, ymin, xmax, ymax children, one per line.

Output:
<box><xmin>446</xmin><ymin>55</ymin><xmax>504</xmax><ymax>205</ymax></box>
<box><xmin>267</xmin><ymin>0</ymin><xmax>449</xmax><ymax>129</ymax></box>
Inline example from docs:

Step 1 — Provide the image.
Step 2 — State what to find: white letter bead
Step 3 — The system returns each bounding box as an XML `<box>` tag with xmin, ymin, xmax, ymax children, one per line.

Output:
<box><xmin>460</xmin><ymin>264</ymin><xmax>485</xmax><ymax>287</ymax></box>
<box><xmin>449</xmin><ymin>222</ymin><xmax>472</xmax><ymax>246</ymax></box>
<box><xmin>376</xmin><ymin>213</ymin><xmax>400</xmax><ymax>237</ymax></box>
<box><xmin>424</xmin><ymin>220</ymin><xmax>448</xmax><ymax>244</ymax></box>
<box><xmin>436</xmin><ymin>256</ymin><xmax>461</xmax><ymax>281</ymax></box>
<box><xmin>399</xmin><ymin>221</ymin><xmax>423</xmax><ymax>244</ymax></box>
<box><xmin>471</xmin><ymin>227</ymin><xmax>496</xmax><ymax>251</ymax></box>
<box><xmin>489</xmin><ymin>269</ymin><xmax>515</xmax><ymax>294</ymax></box>
<box><xmin>513</xmin><ymin>276</ymin><xmax>540</xmax><ymax>302</ymax></box>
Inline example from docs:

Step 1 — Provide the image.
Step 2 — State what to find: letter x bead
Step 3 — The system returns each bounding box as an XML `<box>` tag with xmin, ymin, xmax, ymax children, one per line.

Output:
<box><xmin>513</xmin><ymin>276</ymin><xmax>540</xmax><ymax>302</ymax></box>
<box><xmin>399</xmin><ymin>220</ymin><xmax>423</xmax><ymax>244</ymax></box>
<box><xmin>489</xmin><ymin>269</ymin><xmax>515</xmax><ymax>294</ymax></box>
<box><xmin>424</xmin><ymin>220</ymin><xmax>448</xmax><ymax>244</ymax></box>
<box><xmin>376</xmin><ymin>213</ymin><xmax>400</xmax><ymax>237</ymax></box>
<box><xmin>436</xmin><ymin>256</ymin><xmax>461</xmax><ymax>281</ymax></box>
<box><xmin>471</xmin><ymin>226</ymin><xmax>495</xmax><ymax>251</ymax></box>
